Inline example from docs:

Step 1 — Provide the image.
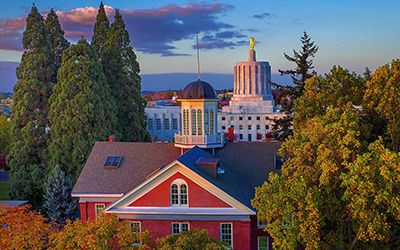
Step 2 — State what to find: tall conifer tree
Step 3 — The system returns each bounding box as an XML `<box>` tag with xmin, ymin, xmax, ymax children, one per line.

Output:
<box><xmin>7</xmin><ymin>5</ymin><xmax>56</xmax><ymax>209</ymax></box>
<box><xmin>45</xmin><ymin>9</ymin><xmax>70</xmax><ymax>70</ymax></box>
<box><xmin>271</xmin><ymin>31</ymin><xmax>318</xmax><ymax>140</ymax></box>
<box><xmin>103</xmin><ymin>10</ymin><xmax>150</xmax><ymax>142</ymax></box>
<box><xmin>48</xmin><ymin>38</ymin><xmax>117</xmax><ymax>183</ymax></box>
<box><xmin>91</xmin><ymin>1</ymin><xmax>109</xmax><ymax>60</ymax></box>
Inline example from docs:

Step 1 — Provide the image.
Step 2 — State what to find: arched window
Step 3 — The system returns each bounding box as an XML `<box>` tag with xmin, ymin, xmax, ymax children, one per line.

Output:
<box><xmin>171</xmin><ymin>179</ymin><xmax>188</xmax><ymax>206</ymax></box>
<box><xmin>191</xmin><ymin>109</ymin><xmax>196</xmax><ymax>135</ymax></box>
<box><xmin>205</xmin><ymin>109</ymin><xmax>209</xmax><ymax>135</ymax></box>
<box><xmin>183</xmin><ymin>109</ymin><xmax>189</xmax><ymax>135</ymax></box>
<box><xmin>210</xmin><ymin>109</ymin><xmax>215</xmax><ymax>135</ymax></box>
<box><xmin>197</xmin><ymin>109</ymin><xmax>202</xmax><ymax>135</ymax></box>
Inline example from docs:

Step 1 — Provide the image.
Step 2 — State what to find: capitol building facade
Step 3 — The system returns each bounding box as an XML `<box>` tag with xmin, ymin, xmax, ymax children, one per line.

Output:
<box><xmin>145</xmin><ymin>40</ymin><xmax>285</xmax><ymax>142</ymax></box>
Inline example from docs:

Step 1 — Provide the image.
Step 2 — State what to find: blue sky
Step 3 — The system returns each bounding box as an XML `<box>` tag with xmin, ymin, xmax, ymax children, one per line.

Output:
<box><xmin>0</xmin><ymin>0</ymin><xmax>399</xmax><ymax>91</ymax></box>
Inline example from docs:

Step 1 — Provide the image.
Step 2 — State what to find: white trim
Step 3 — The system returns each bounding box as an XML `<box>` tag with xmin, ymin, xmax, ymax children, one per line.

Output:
<box><xmin>104</xmin><ymin>161</ymin><xmax>255</xmax><ymax>215</ymax></box>
<box><xmin>220</xmin><ymin>223</ymin><xmax>233</xmax><ymax>248</ymax></box>
<box><xmin>94</xmin><ymin>203</ymin><xmax>105</xmax><ymax>219</ymax></box>
<box><xmin>258</xmin><ymin>236</ymin><xmax>269</xmax><ymax>250</ymax></box>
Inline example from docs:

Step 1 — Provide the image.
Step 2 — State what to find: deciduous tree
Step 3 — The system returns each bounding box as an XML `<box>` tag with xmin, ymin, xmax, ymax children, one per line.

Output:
<box><xmin>154</xmin><ymin>229</ymin><xmax>230</xmax><ymax>250</ymax></box>
<box><xmin>49</xmin><ymin>213</ymin><xmax>151</xmax><ymax>249</ymax></box>
<box><xmin>0</xmin><ymin>203</ymin><xmax>53</xmax><ymax>249</ymax></box>
<box><xmin>7</xmin><ymin>5</ymin><xmax>56</xmax><ymax>209</ymax></box>
<box><xmin>253</xmin><ymin>65</ymin><xmax>400</xmax><ymax>249</ymax></box>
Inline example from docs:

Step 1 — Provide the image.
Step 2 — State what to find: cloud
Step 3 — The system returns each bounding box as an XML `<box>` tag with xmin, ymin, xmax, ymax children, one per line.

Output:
<box><xmin>252</xmin><ymin>13</ymin><xmax>273</xmax><ymax>19</ymax></box>
<box><xmin>0</xmin><ymin>17</ymin><xmax>25</xmax><ymax>51</ymax></box>
<box><xmin>0</xmin><ymin>3</ymin><xmax>248</xmax><ymax>56</ymax></box>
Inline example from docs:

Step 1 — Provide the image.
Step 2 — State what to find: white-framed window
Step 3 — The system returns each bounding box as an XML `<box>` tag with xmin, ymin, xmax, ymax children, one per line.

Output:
<box><xmin>164</xmin><ymin>118</ymin><xmax>170</xmax><ymax>130</ymax></box>
<box><xmin>95</xmin><ymin>204</ymin><xmax>105</xmax><ymax>219</ymax></box>
<box><xmin>257</xmin><ymin>218</ymin><xmax>267</xmax><ymax>229</ymax></box>
<box><xmin>172</xmin><ymin>222</ymin><xmax>190</xmax><ymax>234</ymax></box>
<box><xmin>171</xmin><ymin>179</ymin><xmax>188</xmax><ymax>206</ymax></box>
<box><xmin>220</xmin><ymin>223</ymin><xmax>233</xmax><ymax>247</ymax></box>
<box><xmin>173</xmin><ymin>118</ymin><xmax>178</xmax><ymax>130</ymax></box>
<box><xmin>197</xmin><ymin>109</ymin><xmax>202</xmax><ymax>135</ymax></box>
<box><xmin>210</xmin><ymin>109</ymin><xmax>214</xmax><ymax>134</ymax></box>
<box><xmin>129</xmin><ymin>221</ymin><xmax>141</xmax><ymax>234</ymax></box>
<box><xmin>148</xmin><ymin>118</ymin><xmax>153</xmax><ymax>130</ymax></box>
<box><xmin>191</xmin><ymin>109</ymin><xmax>196</xmax><ymax>135</ymax></box>
<box><xmin>156</xmin><ymin>118</ymin><xmax>161</xmax><ymax>130</ymax></box>
<box><xmin>258</xmin><ymin>236</ymin><xmax>269</xmax><ymax>250</ymax></box>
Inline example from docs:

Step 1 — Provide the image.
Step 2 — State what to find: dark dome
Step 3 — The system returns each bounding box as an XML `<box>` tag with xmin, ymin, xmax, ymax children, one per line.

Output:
<box><xmin>181</xmin><ymin>80</ymin><xmax>217</xmax><ymax>99</ymax></box>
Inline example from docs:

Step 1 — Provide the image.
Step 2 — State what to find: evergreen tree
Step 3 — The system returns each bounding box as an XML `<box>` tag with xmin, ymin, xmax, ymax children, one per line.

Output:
<box><xmin>43</xmin><ymin>165</ymin><xmax>79</xmax><ymax>225</ymax></box>
<box><xmin>91</xmin><ymin>1</ymin><xmax>109</xmax><ymax>60</ymax></box>
<box><xmin>45</xmin><ymin>9</ymin><xmax>70</xmax><ymax>70</ymax></box>
<box><xmin>103</xmin><ymin>9</ymin><xmax>151</xmax><ymax>142</ymax></box>
<box><xmin>271</xmin><ymin>31</ymin><xmax>318</xmax><ymax>140</ymax></box>
<box><xmin>48</xmin><ymin>38</ymin><xmax>117</xmax><ymax>183</ymax></box>
<box><xmin>7</xmin><ymin>5</ymin><xmax>56</xmax><ymax>209</ymax></box>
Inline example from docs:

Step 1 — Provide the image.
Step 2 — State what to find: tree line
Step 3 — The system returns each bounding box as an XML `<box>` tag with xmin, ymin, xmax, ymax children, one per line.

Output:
<box><xmin>0</xmin><ymin>203</ymin><xmax>229</xmax><ymax>250</ymax></box>
<box><xmin>254</xmin><ymin>31</ymin><xmax>400</xmax><ymax>248</ymax></box>
<box><xmin>7</xmin><ymin>2</ymin><xmax>151</xmax><ymax>219</ymax></box>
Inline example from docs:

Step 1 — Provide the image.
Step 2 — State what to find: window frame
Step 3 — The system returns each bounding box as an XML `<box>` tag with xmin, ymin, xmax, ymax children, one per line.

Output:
<box><xmin>172</xmin><ymin>222</ymin><xmax>190</xmax><ymax>234</ymax></box>
<box><xmin>164</xmin><ymin>118</ymin><xmax>170</xmax><ymax>130</ymax></box>
<box><xmin>170</xmin><ymin>179</ymin><xmax>188</xmax><ymax>206</ymax></box>
<box><xmin>148</xmin><ymin>118</ymin><xmax>153</xmax><ymax>130</ymax></box>
<box><xmin>220</xmin><ymin>223</ymin><xmax>233</xmax><ymax>247</ymax></box>
<box><xmin>129</xmin><ymin>221</ymin><xmax>142</xmax><ymax>234</ymax></box>
<box><xmin>258</xmin><ymin>236</ymin><xmax>269</xmax><ymax>250</ymax></box>
<box><xmin>95</xmin><ymin>204</ymin><xmax>105</xmax><ymax>219</ymax></box>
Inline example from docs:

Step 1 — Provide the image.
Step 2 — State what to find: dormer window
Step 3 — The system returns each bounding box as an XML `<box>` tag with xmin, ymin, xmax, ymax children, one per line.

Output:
<box><xmin>171</xmin><ymin>179</ymin><xmax>188</xmax><ymax>206</ymax></box>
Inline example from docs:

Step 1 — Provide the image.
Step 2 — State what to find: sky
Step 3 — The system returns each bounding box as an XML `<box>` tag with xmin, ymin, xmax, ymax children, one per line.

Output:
<box><xmin>0</xmin><ymin>0</ymin><xmax>399</xmax><ymax>92</ymax></box>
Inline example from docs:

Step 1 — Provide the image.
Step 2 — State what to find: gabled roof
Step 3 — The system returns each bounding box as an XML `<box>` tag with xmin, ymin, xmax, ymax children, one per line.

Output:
<box><xmin>72</xmin><ymin>142</ymin><xmax>181</xmax><ymax>196</ymax></box>
<box><xmin>73</xmin><ymin>141</ymin><xmax>283</xmax><ymax>211</ymax></box>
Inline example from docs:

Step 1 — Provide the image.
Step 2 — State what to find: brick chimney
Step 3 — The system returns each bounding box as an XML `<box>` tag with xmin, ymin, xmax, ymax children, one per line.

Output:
<box><xmin>108</xmin><ymin>135</ymin><xmax>115</xmax><ymax>142</ymax></box>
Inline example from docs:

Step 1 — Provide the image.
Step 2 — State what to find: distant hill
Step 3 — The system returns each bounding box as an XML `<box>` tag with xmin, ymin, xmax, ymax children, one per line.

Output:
<box><xmin>140</xmin><ymin>72</ymin><xmax>293</xmax><ymax>91</ymax></box>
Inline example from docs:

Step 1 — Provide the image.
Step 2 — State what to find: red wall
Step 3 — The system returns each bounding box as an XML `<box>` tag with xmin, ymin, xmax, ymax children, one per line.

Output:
<box><xmin>128</xmin><ymin>172</ymin><xmax>231</xmax><ymax>208</ymax></box>
<box><xmin>250</xmin><ymin>215</ymin><xmax>273</xmax><ymax>250</ymax></box>
<box><xmin>79</xmin><ymin>201</ymin><xmax>112</xmax><ymax>222</ymax></box>
<box><xmin>132</xmin><ymin>219</ymin><xmax>251</xmax><ymax>250</ymax></box>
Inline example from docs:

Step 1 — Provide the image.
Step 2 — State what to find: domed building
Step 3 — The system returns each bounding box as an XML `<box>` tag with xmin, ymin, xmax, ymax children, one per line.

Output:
<box><xmin>174</xmin><ymin>80</ymin><xmax>224</xmax><ymax>151</ymax></box>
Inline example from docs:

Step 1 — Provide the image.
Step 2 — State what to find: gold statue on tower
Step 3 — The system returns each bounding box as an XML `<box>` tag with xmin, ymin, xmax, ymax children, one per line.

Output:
<box><xmin>250</xmin><ymin>36</ymin><xmax>255</xmax><ymax>51</ymax></box>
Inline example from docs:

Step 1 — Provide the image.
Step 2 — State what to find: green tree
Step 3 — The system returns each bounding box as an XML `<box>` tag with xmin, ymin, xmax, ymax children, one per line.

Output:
<box><xmin>48</xmin><ymin>38</ymin><xmax>117</xmax><ymax>183</ymax></box>
<box><xmin>154</xmin><ymin>229</ymin><xmax>231</xmax><ymax>250</ymax></box>
<box><xmin>103</xmin><ymin>9</ymin><xmax>150</xmax><ymax>142</ymax></box>
<box><xmin>91</xmin><ymin>1</ymin><xmax>109</xmax><ymax>60</ymax></box>
<box><xmin>253</xmin><ymin>65</ymin><xmax>400</xmax><ymax>249</ymax></box>
<box><xmin>364</xmin><ymin>59</ymin><xmax>400</xmax><ymax>152</ymax></box>
<box><xmin>45</xmin><ymin>8</ymin><xmax>70</xmax><ymax>70</ymax></box>
<box><xmin>7</xmin><ymin>5</ymin><xmax>56</xmax><ymax>209</ymax></box>
<box><xmin>271</xmin><ymin>31</ymin><xmax>318</xmax><ymax>140</ymax></box>
<box><xmin>43</xmin><ymin>165</ymin><xmax>80</xmax><ymax>225</ymax></box>
<box><xmin>49</xmin><ymin>213</ymin><xmax>151</xmax><ymax>249</ymax></box>
<box><xmin>0</xmin><ymin>115</ymin><xmax>11</xmax><ymax>153</ymax></box>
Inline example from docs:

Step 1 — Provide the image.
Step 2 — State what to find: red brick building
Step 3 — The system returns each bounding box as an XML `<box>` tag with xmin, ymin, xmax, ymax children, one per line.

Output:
<box><xmin>72</xmin><ymin>80</ymin><xmax>282</xmax><ymax>249</ymax></box>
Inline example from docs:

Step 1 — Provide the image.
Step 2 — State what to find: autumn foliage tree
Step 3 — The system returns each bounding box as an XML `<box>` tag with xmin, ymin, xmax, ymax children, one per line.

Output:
<box><xmin>0</xmin><ymin>203</ymin><xmax>53</xmax><ymax>249</ymax></box>
<box><xmin>154</xmin><ymin>229</ymin><xmax>230</xmax><ymax>250</ymax></box>
<box><xmin>252</xmin><ymin>64</ymin><xmax>400</xmax><ymax>249</ymax></box>
<box><xmin>49</xmin><ymin>213</ymin><xmax>151</xmax><ymax>249</ymax></box>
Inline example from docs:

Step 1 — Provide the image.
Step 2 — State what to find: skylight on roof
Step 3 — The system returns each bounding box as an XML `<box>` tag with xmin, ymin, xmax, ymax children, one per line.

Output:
<box><xmin>104</xmin><ymin>156</ymin><xmax>123</xmax><ymax>168</ymax></box>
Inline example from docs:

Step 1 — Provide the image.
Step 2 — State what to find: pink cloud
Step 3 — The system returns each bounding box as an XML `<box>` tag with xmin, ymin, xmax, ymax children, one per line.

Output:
<box><xmin>0</xmin><ymin>3</ymin><xmax>245</xmax><ymax>56</ymax></box>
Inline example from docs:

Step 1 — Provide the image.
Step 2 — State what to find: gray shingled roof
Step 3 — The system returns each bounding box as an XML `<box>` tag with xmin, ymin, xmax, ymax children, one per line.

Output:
<box><xmin>73</xmin><ymin>141</ymin><xmax>282</xmax><ymax>210</ymax></box>
<box><xmin>72</xmin><ymin>142</ymin><xmax>181</xmax><ymax>195</ymax></box>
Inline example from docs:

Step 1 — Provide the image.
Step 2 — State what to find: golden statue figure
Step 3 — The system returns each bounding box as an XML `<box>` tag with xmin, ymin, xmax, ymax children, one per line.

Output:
<box><xmin>250</xmin><ymin>36</ymin><xmax>255</xmax><ymax>51</ymax></box>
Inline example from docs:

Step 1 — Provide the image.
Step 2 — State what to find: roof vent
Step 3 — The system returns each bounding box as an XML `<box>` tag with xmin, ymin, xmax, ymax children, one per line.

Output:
<box><xmin>195</xmin><ymin>157</ymin><xmax>220</xmax><ymax>180</ymax></box>
<box><xmin>217</xmin><ymin>167</ymin><xmax>225</xmax><ymax>176</ymax></box>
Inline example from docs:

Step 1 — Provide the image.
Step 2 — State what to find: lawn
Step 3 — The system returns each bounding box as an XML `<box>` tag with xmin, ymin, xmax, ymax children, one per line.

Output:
<box><xmin>0</xmin><ymin>182</ymin><xmax>10</xmax><ymax>200</ymax></box>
